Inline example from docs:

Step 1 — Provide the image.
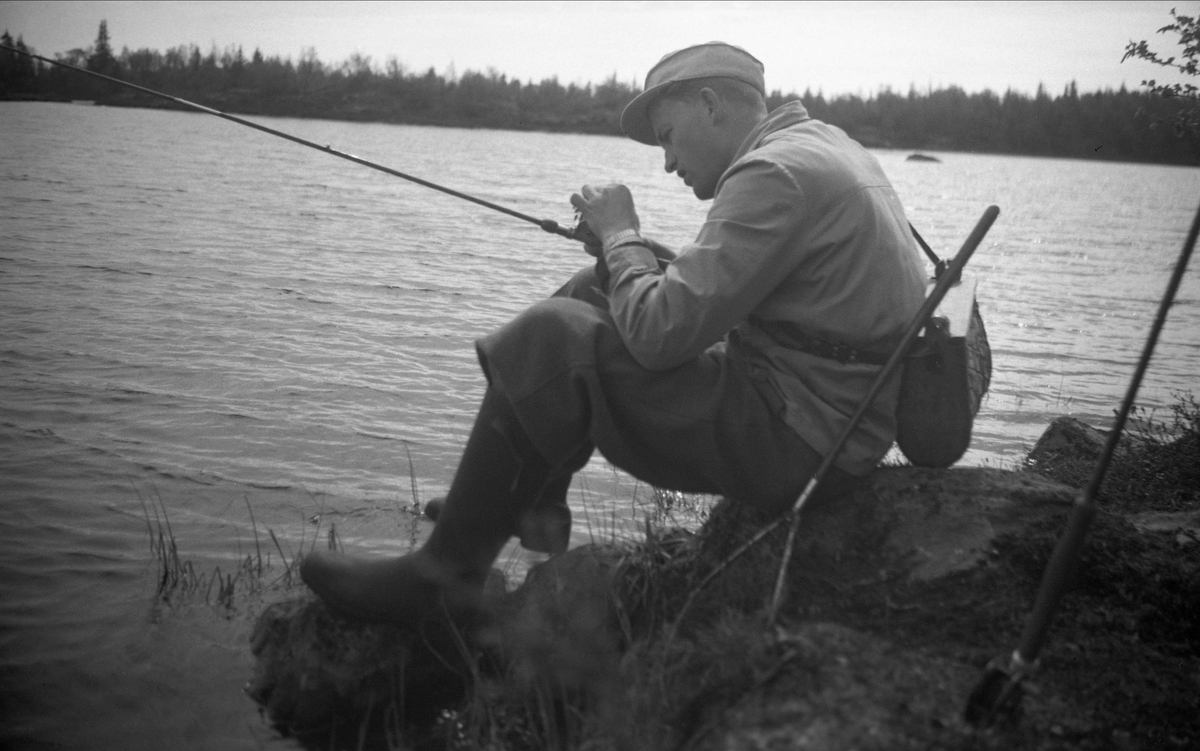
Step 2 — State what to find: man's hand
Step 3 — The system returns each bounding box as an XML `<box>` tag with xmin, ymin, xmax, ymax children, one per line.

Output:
<box><xmin>570</xmin><ymin>184</ymin><xmax>641</xmax><ymax>251</ymax></box>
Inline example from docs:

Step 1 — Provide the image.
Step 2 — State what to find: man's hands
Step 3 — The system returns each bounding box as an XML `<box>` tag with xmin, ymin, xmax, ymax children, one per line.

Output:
<box><xmin>570</xmin><ymin>184</ymin><xmax>640</xmax><ymax>254</ymax></box>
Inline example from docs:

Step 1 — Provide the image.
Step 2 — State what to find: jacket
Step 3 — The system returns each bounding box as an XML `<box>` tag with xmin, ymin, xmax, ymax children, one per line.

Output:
<box><xmin>601</xmin><ymin>101</ymin><xmax>927</xmax><ymax>475</ymax></box>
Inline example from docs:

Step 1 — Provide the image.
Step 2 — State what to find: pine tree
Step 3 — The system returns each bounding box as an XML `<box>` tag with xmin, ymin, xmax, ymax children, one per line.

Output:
<box><xmin>86</xmin><ymin>20</ymin><xmax>117</xmax><ymax>76</ymax></box>
<box><xmin>0</xmin><ymin>31</ymin><xmax>17</xmax><ymax>95</ymax></box>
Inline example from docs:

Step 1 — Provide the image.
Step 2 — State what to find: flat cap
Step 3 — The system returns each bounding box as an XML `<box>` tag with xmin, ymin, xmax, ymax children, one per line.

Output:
<box><xmin>620</xmin><ymin>42</ymin><xmax>765</xmax><ymax>145</ymax></box>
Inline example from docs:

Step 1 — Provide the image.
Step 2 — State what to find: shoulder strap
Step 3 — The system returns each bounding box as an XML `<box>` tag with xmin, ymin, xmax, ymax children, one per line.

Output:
<box><xmin>910</xmin><ymin>223</ymin><xmax>948</xmax><ymax>279</ymax></box>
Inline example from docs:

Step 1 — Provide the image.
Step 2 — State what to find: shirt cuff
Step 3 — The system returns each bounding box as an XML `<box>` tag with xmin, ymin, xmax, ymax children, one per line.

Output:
<box><xmin>604</xmin><ymin>241</ymin><xmax>659</xmax><ymax>284</ymax></box>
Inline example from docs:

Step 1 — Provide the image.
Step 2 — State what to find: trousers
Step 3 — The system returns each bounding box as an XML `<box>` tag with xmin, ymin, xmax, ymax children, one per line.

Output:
<box><xmin>475</xmin><ymin>267</ymin><xmax>858</xmax><ymax>516</ymax></box>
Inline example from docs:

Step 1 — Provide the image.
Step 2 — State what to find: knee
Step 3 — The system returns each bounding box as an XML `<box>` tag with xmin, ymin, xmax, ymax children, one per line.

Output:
<box><xmin>480</xmin><ymin>298</ymin><xmax>595</xmax><ymax>361</ymax></box>
<box><xmin>552</xmin><ymin>265</ymin><xmax>607</xmax><ymax>307</ymax></box>
<box><xmin>476</xmin><ymin>297</ymin><xmax>621</xmax><ymax>389</ymax></box>
<box><xmin>508</xmin><ymin>298</ymin><xmax>601</xmax><ymax>347</ymax></box>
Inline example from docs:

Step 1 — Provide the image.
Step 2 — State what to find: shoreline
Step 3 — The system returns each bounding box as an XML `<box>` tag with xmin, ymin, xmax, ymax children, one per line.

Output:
<box><xmin>246</xmin><ymin>403</ymin><xmax>1200</xmax><ymax>750</ymax></box>
<box><xmin>4</xmin><ymin>93</ymin><xmax>1198</xmax><ymax>169</ymax></box>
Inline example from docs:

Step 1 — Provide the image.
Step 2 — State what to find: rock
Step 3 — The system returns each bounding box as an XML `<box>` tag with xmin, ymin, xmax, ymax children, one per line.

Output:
<box><xmin>246</xmin><ymin>571</ymin><xmax>508</xmax><ymax>744</ymax></box>
<box><xmin>245</xmin><ymin>465</ymin><xmax>1083</xmax><ymax>747</ymax></box>
<box><xmin>1023</xmin><ymin>415</ymin><xmax>1117</xmax><ymax>493</ymax></box>
<box><xmin>692</xmin><ymin>622</ymin><xmax>977</xmax><ymax>751</ymax></box>
<box><xmin>1023</xmin><ymin>414</ymin><xmax>1198</xmax><ymax>514</ymax></box>
<box><xmin>871</xmin><ymin>467</ymin><xmax>1075</xmax><ymax>580</ymax></box>
<box><xmin>1127</xmin><ymin>509</ymin><xmax>1200</xmax><ymax>545</ymax></box>
<box><xmin>1027</xmin><ymin>416</ymin><xmax>1108</xmax><ymax>468</ymax></box>
<box><xmin>502</xmin><ymin>543</ymin><xmax>624</xmax><ymax>624</ymax></box>
<box><xmin>698</xmin><ymin>467</ymin><xmax>1076</xmax><ymax>586</ymax></box>
<box><xmin>486</xmin><ymin>545</ymin><xmax>625</xmax><ymax>695</ymax></box>
<box><xmin>906</xmin><ymin>153</ymin><xmax>941</xmax><ymax>162</ymax></box>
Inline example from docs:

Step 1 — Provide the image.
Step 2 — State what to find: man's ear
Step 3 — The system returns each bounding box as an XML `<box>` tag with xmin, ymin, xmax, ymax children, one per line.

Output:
<box><xmin>698</xmin><ymin>86</ymin><xmax>724</xmax><ymax>124</ymax></box>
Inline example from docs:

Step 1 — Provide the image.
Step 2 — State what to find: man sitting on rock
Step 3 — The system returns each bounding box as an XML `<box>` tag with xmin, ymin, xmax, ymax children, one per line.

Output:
<box><xmin>301</xmin><ymin>42</ymin><xmax>927</xmax><ymax>624</ymax></box>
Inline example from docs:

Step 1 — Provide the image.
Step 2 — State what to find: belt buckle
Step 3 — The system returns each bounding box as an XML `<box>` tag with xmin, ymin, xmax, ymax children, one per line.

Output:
<box><xmin>830</xmin><ymin>341</ymin><xmax>855</xmax><ymax>364</ymax></box>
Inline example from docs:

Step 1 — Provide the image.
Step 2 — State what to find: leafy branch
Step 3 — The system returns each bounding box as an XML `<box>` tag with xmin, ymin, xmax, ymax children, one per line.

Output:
<box><xmin>1123</xmin><ymin>7</ymin><xmax>1200</xmax><ymax>135</ymax></box>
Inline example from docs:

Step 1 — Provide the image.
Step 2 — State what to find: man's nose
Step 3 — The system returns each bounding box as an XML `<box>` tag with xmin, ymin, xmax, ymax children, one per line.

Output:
<box><xmin>663</xmin><ymin>150</ymin><xmax>676</xmax><ymax>173</ymax></box>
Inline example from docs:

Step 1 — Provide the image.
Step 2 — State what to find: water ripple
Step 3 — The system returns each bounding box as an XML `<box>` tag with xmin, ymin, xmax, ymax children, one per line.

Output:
<box><xmin>2</xmin><ymin>100</ymin><xmax>1199</xmax><ymax>747</ymax></box>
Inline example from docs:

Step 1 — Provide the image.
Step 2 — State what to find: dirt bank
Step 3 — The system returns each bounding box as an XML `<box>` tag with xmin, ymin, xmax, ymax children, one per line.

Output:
<box><xmin>248</xmin><ymin>409</ymin><xmax>1200</xmax><ymax>750</ymax></box>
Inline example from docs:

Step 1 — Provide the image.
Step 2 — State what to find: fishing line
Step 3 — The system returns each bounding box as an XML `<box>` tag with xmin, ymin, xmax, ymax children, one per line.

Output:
<box><xmin>1</xmin><ymin>44</ymin><xmax>589</xmax><ymax>242</ymax></box>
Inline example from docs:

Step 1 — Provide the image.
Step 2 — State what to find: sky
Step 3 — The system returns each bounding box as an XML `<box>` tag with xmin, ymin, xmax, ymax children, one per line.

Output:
<box><xmin>0</xmin><ymin>1</ymin><xmax>1193</xmax><ymax>97</ymax></box>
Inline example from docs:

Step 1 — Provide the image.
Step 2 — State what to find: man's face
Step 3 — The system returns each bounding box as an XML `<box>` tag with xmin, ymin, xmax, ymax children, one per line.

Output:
<box><xmin>648</xmin><ymin>94</ymin><xmax>728</xmax><ymax>201</ymax></box>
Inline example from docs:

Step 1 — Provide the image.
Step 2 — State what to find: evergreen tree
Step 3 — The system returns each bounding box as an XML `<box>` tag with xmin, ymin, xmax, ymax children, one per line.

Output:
<box><xmin>2</xmin><ymin>23</ymin><xmax>1198</xmax><ymax>164</ymax></box>
<box><xmin>0</xmin><ymin>31</ymin><xmax>18</xmax><ymax>96</ymax></box>
<box><xmin>86</xmin><ymin>20</ymin><xmax>117</xmax><ymax>76</ymax></box>
<box><xmin>1</xmin><ymin>32</ymin><xmax>40</xmax><ymax>96</ymax></box>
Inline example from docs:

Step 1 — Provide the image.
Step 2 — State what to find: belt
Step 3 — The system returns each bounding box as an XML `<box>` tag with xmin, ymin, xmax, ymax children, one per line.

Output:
<box><xmin>749</xmin><ymin>317</ymin><xmax>892</xmax><ymax>366</ymax></box>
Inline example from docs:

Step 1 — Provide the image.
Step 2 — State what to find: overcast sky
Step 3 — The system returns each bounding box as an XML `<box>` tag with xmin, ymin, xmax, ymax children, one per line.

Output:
<box><xmin>0</xmin><ymin>1</ymin><xmax>1191</xmax><ymax>97</ymax></box>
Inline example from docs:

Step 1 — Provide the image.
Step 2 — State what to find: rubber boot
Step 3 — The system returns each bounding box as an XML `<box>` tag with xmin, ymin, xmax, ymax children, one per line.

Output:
<box><xmin>300</xmin><ymin>387</ymin><xmax>551</xmax><ymax>625</ymax></box>
<box><xmin>424</xmin><ymin>472</ymin><xmax>572</xmax><ymax>556</ymax></box>
<box><xmin>515</xmin><ymin>473</ymin><xmax>572</xmax><ymax>556</ymax></box>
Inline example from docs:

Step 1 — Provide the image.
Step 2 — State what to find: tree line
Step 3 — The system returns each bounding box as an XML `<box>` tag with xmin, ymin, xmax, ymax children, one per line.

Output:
<box><xmin>2</xmin><ymin>22</ymin><xmax>1198</xmax><ymax>166</ymax></box>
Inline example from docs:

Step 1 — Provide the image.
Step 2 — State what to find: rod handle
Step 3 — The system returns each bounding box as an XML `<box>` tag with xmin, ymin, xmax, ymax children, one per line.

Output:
<box><xmin>1015</xmin><ymin>497</ymin><xmax>1096</xmax><ymax>663</ymax></box>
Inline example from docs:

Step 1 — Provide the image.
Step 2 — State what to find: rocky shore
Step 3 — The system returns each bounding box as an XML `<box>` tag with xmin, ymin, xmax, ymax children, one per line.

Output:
<box><xmin>247</xmin><ymin>413</ymin><xmax>1199</xmax><ymax>750</ymax></box>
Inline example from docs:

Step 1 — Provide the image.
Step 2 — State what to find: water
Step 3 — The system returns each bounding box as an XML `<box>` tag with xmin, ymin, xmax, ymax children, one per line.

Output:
<box><xmin>1</xmin><ymin>101</ymin><xmax>1198</xmax><ymax>749</ymax></box>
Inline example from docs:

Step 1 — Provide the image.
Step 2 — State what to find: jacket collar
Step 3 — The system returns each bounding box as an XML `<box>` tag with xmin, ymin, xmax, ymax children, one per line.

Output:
<box><xmin>731</xmin><ymin>100</ymin><xmax>812</xmax><ymax>164</ymax></box>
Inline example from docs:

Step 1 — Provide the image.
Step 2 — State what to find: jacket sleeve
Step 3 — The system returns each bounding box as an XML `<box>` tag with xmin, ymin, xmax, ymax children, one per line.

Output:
<box><xmin>602</xmin><ymin>159</ymin><xmax>808</xmax><ymax>370</ymax></box>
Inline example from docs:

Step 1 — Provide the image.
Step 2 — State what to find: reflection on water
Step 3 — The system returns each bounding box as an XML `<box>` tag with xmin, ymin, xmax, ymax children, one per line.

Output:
<box><xmin>1</xmin><ymin>101</ymin><xmax>1198</xmax><ymax>748</ymax></box>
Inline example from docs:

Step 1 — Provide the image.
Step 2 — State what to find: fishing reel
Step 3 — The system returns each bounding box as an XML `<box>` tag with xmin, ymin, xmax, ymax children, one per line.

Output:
<box><xmin>535</xmin><ymin>216</ymin><xmax>600</xmax><ymax>247</ymax></box>
<box><xmin>570</xmin><ymin>217</ymin><xmax>601</xmax><ymax>247</ymax></box>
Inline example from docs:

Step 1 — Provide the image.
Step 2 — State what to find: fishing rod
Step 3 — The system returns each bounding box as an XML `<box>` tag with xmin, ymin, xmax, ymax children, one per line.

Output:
<box><xmin>0</xmin><ymin>43</ymin><xmax>594</xmax><ymax>244</ymax></box>
<box><xmin>964</xmin><ymin>199</ymin><xmax>1199</xmax><ymax>726</ymax></box>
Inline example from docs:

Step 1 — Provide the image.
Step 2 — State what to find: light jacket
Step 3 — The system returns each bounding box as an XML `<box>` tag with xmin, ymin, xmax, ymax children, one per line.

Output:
<box><xmin>602</xmin><ymin>101</ymin><xmax>927</xmax><ymax>475</ymax></box>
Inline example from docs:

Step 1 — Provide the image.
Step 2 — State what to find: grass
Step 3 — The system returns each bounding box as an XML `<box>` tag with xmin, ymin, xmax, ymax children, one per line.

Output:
<box><xmin>1026</xmin><ymin>390</ymin><xmax>1200</xmax><ymax>511</ymax></box>
<box><xmin>139</xmin><ymin>486</ymin><xmax>335</xmax><ymax>611</ymax></box>
<box><xmin>141</xmin><ymin>439</ymin><xmax>437</xmax><ymax>613</ymax></box>
<box><xmin>402</xmin><ymin>440</ymin><xmax>424</xmax><ymax>549</ymax></box>
<box><xmin>1103</xmin><ymin>391</ymin><xmax>1200</xmax><ymax>510</ymax></box>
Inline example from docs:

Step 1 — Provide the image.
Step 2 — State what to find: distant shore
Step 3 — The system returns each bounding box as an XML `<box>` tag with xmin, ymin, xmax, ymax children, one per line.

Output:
<box><xmin>3</xmin><ymin>36</ymin><xmax>1199</xmax><ymax>166</ymax></box>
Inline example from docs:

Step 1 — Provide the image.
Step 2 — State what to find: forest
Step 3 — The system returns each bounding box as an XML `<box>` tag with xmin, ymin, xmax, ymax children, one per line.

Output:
<box><xmin>2</xmin><ymin>22</ymin><xmax>1198</xmax><ymax>166</ymax></box>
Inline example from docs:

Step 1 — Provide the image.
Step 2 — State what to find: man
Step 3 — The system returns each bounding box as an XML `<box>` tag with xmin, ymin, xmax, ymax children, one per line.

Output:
<box><xmin>300</xmin><ymin>42</ymin><xmax>927</xmax><ymax>624</ymax></box>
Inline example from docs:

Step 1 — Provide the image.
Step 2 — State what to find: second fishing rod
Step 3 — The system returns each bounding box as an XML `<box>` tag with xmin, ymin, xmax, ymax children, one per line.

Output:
<box><xmin>2</xmin><ymin>44</ymin><xmax>600</xmax><ymax>246</ymax></box>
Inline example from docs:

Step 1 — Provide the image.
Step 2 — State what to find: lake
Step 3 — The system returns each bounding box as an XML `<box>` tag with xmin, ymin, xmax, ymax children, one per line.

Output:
<box><xmin>1</xmin><ymin>101</ymin><xmax>1197</xmax><ymax>749</ymax></box>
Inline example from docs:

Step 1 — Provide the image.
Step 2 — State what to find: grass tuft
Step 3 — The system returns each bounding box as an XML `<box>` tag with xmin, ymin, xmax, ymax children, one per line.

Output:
<box><xmin>140</xmin><ymin>489</ymin><xmax>326</xmax><ymax>612</ymax></box>
<box><xmin>1028</xmin><ymin>390</ymin><xmax>1200</xmax><ymax>511</ymax></box>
